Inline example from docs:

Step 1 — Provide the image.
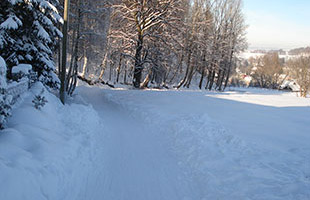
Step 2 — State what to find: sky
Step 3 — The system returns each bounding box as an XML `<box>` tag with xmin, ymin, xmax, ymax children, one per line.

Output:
<box><xmin>243</xmin><ymin>0</ymin><xmax>310</xmax><ymax>50</ymax></box>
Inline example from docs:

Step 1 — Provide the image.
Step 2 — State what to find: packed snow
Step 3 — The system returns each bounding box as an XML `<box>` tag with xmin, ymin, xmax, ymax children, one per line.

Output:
<box><xmin>0</xmin><ymin>83</ymin><xmax>309</xmax><ymax>199</ymax></box>
<box><xmin>11</xmin><ymin>64</ymin><xmax>32</xmax><ymax>75</ymax></box>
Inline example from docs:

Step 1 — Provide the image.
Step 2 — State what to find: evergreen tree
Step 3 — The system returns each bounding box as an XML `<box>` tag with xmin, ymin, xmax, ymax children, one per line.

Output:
<box><xmin>0</xmin><ymin>0</ymin><xmax>22</xmax><ymax>68</ymax></box>
<box><xmin>0</xmin><ymin>56</ymin><xmax>12</xmax><ymax>129</ymax></box>
<box><xmin>0</xmin><ymin>0</ymin><xmax>63</xmax><ymax>88</ymax></box>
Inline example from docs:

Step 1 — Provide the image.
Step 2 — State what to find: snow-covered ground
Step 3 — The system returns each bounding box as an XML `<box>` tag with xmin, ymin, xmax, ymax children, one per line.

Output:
<box><xmin>239</xmin><ymin>51</ymin><xmax>300</xmax><ymax>61</ymax></box>
<box><xmin>0</xmin><ymin>83</ymin><xmax>103</xmax><ymax>199</ymax></box>
<box><xmin>1</xmin><ymin>83</ymin><xmax>309</xmax><ymax>199</ymax></box>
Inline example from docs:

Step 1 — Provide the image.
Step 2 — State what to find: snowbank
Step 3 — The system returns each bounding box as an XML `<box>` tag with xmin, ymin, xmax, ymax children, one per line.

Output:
<box><xmin>0</xmin><ymin>82</ymin><xmax>103</xmax><ymax>199</ymax></box>
<box><xmin>12</xmin><ymin>64</ymin><xmax>32</xmax><ymax>75</ymax></box>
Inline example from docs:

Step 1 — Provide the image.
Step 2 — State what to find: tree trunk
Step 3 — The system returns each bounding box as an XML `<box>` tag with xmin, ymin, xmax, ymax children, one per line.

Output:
<box><xmin>224</xmin><ymin>65</ymin><xmax>231</xmax><ymax>90</ymax></box>
<box><xmin>215</xmin><ymin>68</ymin><xmax>221</xmax><ymax>90</ymax></box>
<box><xmin>223</xmin><ymin>49</ymin><xmax>235</xmax><ymax>90</ymax></box>
<box><xmin>116</xmin><ymin>54</ymin><xmax>122</xmax><ymax>83</ymax></box>
<box><xmin>199</xmin><ymin>67</ymin><xmax>205</xmax><ymax>89</ymax></box>
<box><xmin>185</xmin><ymin>65</ymin><xmax>194</xmax><ymax>88</ymax></box>
<box><xmin>99</xmin><ymin>52</ymin><xmax>108</xmax><ymax>80</ymax></box>
<box><xmin>67</xmin><ymin>0</ymin><xmax>81</xmax><ymax>96</ymax></box>
<box><xmin>163</xmin><ymin>64</ymin><xmax>170</xmax><ymax>85</ymax></box>
<box><xmin>123</xmin><ymin>63</ymin><xmax>127</xmax><ymax>84</ymax></box>
<box><xmin>58</xmin><ymin>23</ymin><xmax>62</xmax><ymax>75</ymax></box>
<box><xmin>217</xmin><ymin>69</ymin><xmax>225</xmax><ymax>91</ymax></box>
<box><xmin>81</xmin><ymin>53</ymin><xmax>88</xmax><ymax>78</ymax></box>
<box><xmin>208</xmin><ymin>69</ymin><xmax>216</xmax><ymax>90</ymax></box>
<box><xmin>133</xmin><ymin>34</ymin><xmax>143</xmax><ymax>88</ymax></box>
<box><xmin>169</xmin><ymin>52</ymin><xmax>183</xmax><ymax>84</ymax></box>
<box><xmin>109</xmin><ymin>61</ymin><xmax>113</xmax><ymax>81</ymax></box>
<box><xmin>177</xmin><ymin>51</ymin><xmax>191</xmax><ymax>89</ymax></box>
<box><xmin>140</xmin><ymin>69</ymin><xmax>152</xmax><ymax>88</ymax></box>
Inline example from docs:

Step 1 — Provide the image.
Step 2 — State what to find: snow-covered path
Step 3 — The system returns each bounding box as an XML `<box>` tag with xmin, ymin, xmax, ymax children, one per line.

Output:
<box><xmin>78</xmin><ymin>87</ymin><xmax>199</xmax><ymax>200</ymax></box>
<box><xmin>77</xmin><ymin>86</ymin><xmax>310</xmax><ymax>200</ymax></box>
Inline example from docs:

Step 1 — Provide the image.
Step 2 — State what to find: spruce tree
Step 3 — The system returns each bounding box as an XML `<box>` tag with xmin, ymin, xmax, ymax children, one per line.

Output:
<box><xmin>0</xmin><ymin>56</ymin><xmax>11</xmax><ymax>129</ymax></box>
<box><xmin>0</xmin><ymin>0</ymin><xmax>63</xmax><ymax>88</ymax></box>
<box><xmin>0</xmin><ymin>0</ymin><xmax>22</xmax><ymax>68</ymax></box>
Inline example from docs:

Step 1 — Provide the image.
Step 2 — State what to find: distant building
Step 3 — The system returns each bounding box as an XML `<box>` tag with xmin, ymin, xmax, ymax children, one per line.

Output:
<box><xmin>280</xmin><ymin>80</ymin><xmax>300</xmax><ymax>92</ymax></box>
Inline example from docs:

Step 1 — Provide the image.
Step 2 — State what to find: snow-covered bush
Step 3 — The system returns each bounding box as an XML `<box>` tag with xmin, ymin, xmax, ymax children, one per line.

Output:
<box><xmin>0</xmin><ymin>0</ymin><xmax>62</xmax><ymax>88</ymax></box>
<box><xmin>11</xmin><ymin>64</ymin><xmax>32</xmax><ymax>81</ymax></box>
<box><xmin>32</xmin><ymin>88</ymin><xmax>48</xmax><ymax>110</ymax></box>
<box><xmin>0</xmin><ymin>56</ymin><xmax>12</xmax><ymax>129</ymax></box>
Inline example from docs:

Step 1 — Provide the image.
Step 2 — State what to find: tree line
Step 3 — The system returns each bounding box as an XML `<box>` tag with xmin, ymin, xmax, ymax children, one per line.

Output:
<box><xmin>0</xmin><ymin>0</ymin><xmax>246</xmax><ymax>126</ymax></box>
<box><xmin>1</xmin><ymin>0</ymin><xmax>247</xmax><ymax>94</ymax></box>
<box><xmin>234</xmin><ymin>52</ymin><xmax>310</xmax><ymax>97</ymax></box>
<box><xmin>58</xmin><ymin>0</ymin><xmax>247</xmax><ymax>92</ymax></box>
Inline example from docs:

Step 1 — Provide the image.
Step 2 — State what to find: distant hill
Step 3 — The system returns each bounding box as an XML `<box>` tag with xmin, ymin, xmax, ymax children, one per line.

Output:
<box><xmin>251</xmin><ymin>49</ymin><xmax>286</xmax><ymax>55</ymax></box>
<box><xmin>288</xmin><ymin>47</ymin><xmax>310</xmax><ymax>55</ymax></box>
<box><xmin>240</xmin><ymin>46</ymin><xmax>310</xmax><ymax>60</ymax></box>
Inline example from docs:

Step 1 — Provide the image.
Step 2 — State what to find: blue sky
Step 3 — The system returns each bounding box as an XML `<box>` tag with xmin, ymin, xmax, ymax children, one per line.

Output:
<box><xmin>243</xmin><ymin>0</ymin><xmax>310</xmax><ymax>49</ymax></box>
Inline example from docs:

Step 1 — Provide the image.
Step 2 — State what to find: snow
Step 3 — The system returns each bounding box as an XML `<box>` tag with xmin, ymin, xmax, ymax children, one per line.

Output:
<box><xmin>280</xmin><ymin>80</ymin><xmax>300</xmax><ymax>92</ymax></box>
<box><xmin>94</xmin><ymin>86</ymin><xmax>310</xmax><ymax>199</ymax></box>
<box><xmin>7</xmin><ymin>79</ymin><xmax>29</xmax><ymax>104</ymax></box>
<box><xmin>0</xmin><ymin>83</ymin><xmax>309</xmax><ymax>199</ymax></box>
<box><xmin>239</xmin><ymin>52</ymin><xmax>265</xmax><ymax>59</ymax></box>
<box><xmin>0</xmin><ymin>56</ymin><xmax>5</xmax><ymax>69</ymax></box>
<box><xmin>34</xmin><ymin>20</ymin><xmax>51</xmax><ymax>42</ymax></box>
<box><xmin>0</xmin><ymin>82</ymin><xmax>103</xmax><ymax>199</ymax></box>
<box><xmin>0</xmin><ymin>56</ymin><xmax>7</xmax><ymax>87</ymax></box>
<box><xmin>0</xmin><ymin>15</ymin><xmax>22</xmax><ymax>30</ymax></box>
<box><xmin>40</xmin><ymin>0</ymin><xmax>59</xmax><ymax>13</ymax></box>
<box><xmin>12</xmin><ymin>64</ymin><xmax>32</xmax><ymax>75</ymax></box>
<box><xmin>222</xmin><ymin>87</ymin><xmax>308</xmax><ymax>107</ymax></box>
<box><xmin>239</xmin><ymin>51</ymin><xmax>299</xmax><ymax>61</ymax></box>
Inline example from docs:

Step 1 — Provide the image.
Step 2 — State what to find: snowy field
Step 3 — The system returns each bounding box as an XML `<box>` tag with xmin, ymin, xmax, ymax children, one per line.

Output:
<box><xmin>239</xmin><ymin>52</ymin><xmax>298</xmax><ymax>61</ymax></box>
<box><xmin>0</xmin><ymin>83</ymin><xmax>309</xmax><ymax>199</ymax></box>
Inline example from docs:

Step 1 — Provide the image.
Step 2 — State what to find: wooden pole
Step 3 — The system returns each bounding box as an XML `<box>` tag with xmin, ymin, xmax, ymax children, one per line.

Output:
<box><xmin>60</xmin><ymin>0</ymin><xmax>70</xmax><ymax>104</ymax></box>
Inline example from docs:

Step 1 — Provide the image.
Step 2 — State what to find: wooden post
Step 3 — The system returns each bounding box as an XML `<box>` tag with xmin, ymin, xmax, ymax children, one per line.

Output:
<box><xmin>60</xmin><ymin>0</ymin><xmax>70</xmax><ymax>104</ymax></box>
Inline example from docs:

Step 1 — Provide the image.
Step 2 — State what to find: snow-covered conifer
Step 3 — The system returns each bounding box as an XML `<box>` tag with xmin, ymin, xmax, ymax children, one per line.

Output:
<box><xmin>0</xmin><ymin>0</ymin><xmax>63</xmax><ymax>88</ymax></box>
<box><xmin>0</xmin><ymin>56</ymin><xmax>12</xmax><ymax>129</ymax></box>
<box><xmin>0</xmin><ymin>0</ymin><xmax>23</xmax><ymax>67</ymax></box>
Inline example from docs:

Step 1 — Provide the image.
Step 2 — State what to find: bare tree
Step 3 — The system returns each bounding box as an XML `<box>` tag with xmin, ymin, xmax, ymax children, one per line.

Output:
<box><xmin>74</xmin><ymin>0</ymin><xmax>247</xmax><ymax>91</ymax></box>
<box><xmin>251</xmin><ymin>53</ymin><xmax>284</xmax><ymax>89</ymax></box>
<box><xmin>111</xmin><ymin>0</ymin><xmax>184</xmax><ymax>88</ymax></box>
<box><xmin>287</xmin><ymin>56</ymin><xmax>310</xmax><ymax>97</ymax></box>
